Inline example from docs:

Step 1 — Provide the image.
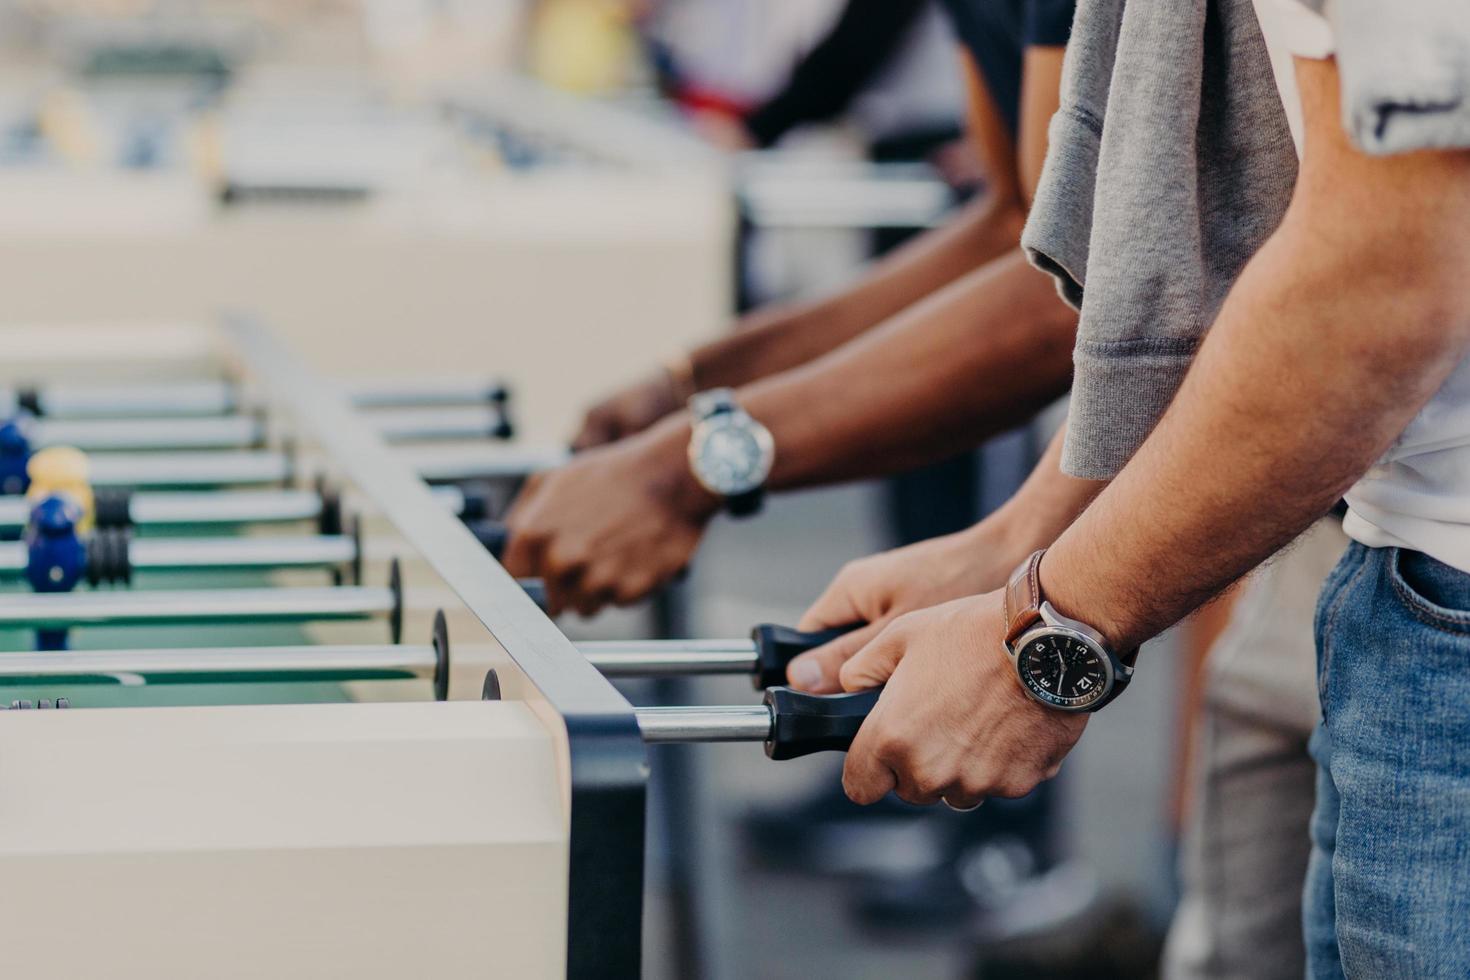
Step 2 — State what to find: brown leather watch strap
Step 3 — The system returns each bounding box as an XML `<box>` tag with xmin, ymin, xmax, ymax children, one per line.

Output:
<box><xmin>1004</xmin><ymin>549</ymin><xmax>1047</xmax><ymax>646</ymax></box>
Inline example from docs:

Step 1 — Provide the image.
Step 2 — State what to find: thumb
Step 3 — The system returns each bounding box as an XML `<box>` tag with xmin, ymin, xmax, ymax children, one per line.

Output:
<box><xmin>499</xmin><ymin>505</ymin><xmax>540</xmax><ymax>578</ymax></box>
<box><xmin>571</xmin><ymin>414</ymin><xmax>615</xmax><ymax>452</ymax></box>
<box><xmin>786</xmin><ymin>621</ymin><xmax>884</xmax><ymax>694</ymax></box>
<box><xmin>838</xmin><ymin>621</ymin><xmax>907</xmax><ymax>692</ymax></box>
<box><xmin>797</xmin><ymin>569</ymin><xmax>870</xmax><ymax>633</ymax></box>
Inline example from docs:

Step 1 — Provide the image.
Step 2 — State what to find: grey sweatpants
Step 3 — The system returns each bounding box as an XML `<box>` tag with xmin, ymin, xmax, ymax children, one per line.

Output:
<box><xmin>1163</xmin><ymin>518</ymin><xmax>1348</xmax><ymax>980</ymax></box>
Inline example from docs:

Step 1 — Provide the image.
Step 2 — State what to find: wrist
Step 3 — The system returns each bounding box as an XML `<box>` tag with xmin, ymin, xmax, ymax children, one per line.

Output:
<box><xmin>662</xmin><ymin>353</ymin><xmax>697</xmax><ymax>405</ymax></box>
<box><xmin>971</xmin><ymin>502</ymin><xmax>1061</xmax><ymax>569</ymax></box>
<box><xmin>642</xmin><ymin>415</ymin><xmax>722</xmax><ymax>524</ymax></box>
<box><xmin>1035</xmin><ymin>543</ymin><xmax>1142</xmax><ymax>655</ymax></box>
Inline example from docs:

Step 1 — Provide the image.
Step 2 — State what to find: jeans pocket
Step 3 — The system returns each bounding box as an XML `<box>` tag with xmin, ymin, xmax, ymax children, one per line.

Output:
<box><xmin>1315</xmin><ymin>544</ymin><xmax>1369</xmax><ymax>703</ymax></box>
<box><xmin>1389</xmin><ymin>547</ymin><xmax>1470</xmax><ymax>634</ymax></box>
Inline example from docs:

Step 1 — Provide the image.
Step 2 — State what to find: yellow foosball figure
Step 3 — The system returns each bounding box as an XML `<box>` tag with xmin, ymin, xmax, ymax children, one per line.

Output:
<box><xmin>26</xmin><ymin>446</ymin><xmax>95</xmax><ymax>534</ymax></box>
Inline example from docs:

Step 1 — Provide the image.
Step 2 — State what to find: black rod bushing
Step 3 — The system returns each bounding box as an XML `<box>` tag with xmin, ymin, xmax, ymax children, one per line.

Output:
<box><xmin>431</xmin><ymin>609</ymin><xmax>450</xmax><ymax>702</ymax></box>
<box><xmin>315</xmin><ymin>476</ymin><xmax>342</xmax><ymax>536</ymax></box>
<box><xmin>468</xmin><ymin>519</ymin><xmax>509</xmax><ymax>560</ymax></box>
<box><xmin>92</xmin><ymin>488</ymin><xmax>134</xmax><ymax>530</ymax></box>
<box><xmin>387</xmin><ymin>558</ymin><xmax>403</xmax><ymax>645</ymax></box>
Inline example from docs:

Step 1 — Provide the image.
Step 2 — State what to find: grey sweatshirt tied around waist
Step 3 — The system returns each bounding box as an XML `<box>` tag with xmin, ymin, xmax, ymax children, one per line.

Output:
<box><xmin>1022</xmin><ymin>0</ymin><xmax>1470</xmax><ymax>481</ymax></box>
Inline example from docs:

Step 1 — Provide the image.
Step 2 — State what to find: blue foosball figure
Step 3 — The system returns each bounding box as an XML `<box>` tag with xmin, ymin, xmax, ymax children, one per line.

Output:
<box><xmin>25</xmin><ymin>493</ymin><xmax>87</xmax><ymax>651</ymax></box>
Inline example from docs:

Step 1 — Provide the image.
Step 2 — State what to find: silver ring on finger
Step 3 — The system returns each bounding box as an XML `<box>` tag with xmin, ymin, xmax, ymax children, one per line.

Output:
<box><xmin>941</xmin><ymin>795</ymin><xmax>984</xmax><ymax>813</ymax></box>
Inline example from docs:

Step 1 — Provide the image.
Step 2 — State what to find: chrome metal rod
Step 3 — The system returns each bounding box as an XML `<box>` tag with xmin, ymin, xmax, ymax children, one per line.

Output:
<box><xmin>370</xmin><ymin>406</ymin><xmax>507</xmax><ymax>443</ymax></box>
<box><xmin>87</xmin><ymin>451</ymin><xmax>292</xmax><ymax>488</ymax></box>
<box><xmin>23</xmin><ymin>381</ymin><xmax>239</xmax><ymax>419</ymax></box>
<box><xmin>576</xmin><ymin>639</ymin><xmax>758</xmax><ymax>677</ymax></box>
<box><xmin>128</xmin><ymin>535</ymin><xmax>356</xmax><ymax>572</ymax></box>
<box><xmin>343</xmin><ymin>379</ymin><xmax>506</xmax><ymax>410</ymax></box>
<box><xmin>634</xmin><ymin>705</ymin><xmax>773</xmax><ymax>743</ymax></box>
<box><xmin>0</xmin><ymin>379</ymin><xmax>505</xmax><ymax>420</ymax></box>
<box><xmin>33</xmin><ymin>416</ymin><xmax>265</xmax><ymax>452</ymax></box>
<box><xmin>74</xmin><ymin>446</ymin><xmax>553</xmax><ymax>489</ymax></box>
<box><xmin>0</xmin><ymin>645</ymin><xmax>436</xmax><ymax>684</ymax></box>
<box><xmin>399</xmin><ymin>444</ymin><xmax>570</xmax><ymax>482</ymax></box>
<box><xmin>0</xmin><ymin>586</ymin><xmax>394</xmax><ymax>628</ymax></box>
<box><xmin>26</xmin><ymin>409</ymin><xmax>507</xmax><ymax>453</ymax></box>
<box><xmin>127</xmin><ymin>488</ymin><xmax>326</xmax><ymax>526</ymax></box>
<box><xmin>0</xmin><ymin>485</ymin><xmax>469</xmax><ymax>531</ymax></box>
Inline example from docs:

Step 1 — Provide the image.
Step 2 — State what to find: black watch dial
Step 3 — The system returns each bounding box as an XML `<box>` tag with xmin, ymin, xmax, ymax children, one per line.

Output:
<box><xmin>1017</xmin><ymin>631</ymin><xmax>1110</xmax><ymax>710</ymax></box>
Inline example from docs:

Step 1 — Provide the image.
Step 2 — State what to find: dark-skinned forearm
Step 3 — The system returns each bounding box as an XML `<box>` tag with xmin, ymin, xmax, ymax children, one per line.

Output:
<box><xmin>690</xmin><ymin>196</ymin><xmax>1028</xmax><ymax>390</ymax></box>
<box><xmin>742</xmin><ymin>248</ymin><xmax>1076</xmax><ymax>488</ymax></box>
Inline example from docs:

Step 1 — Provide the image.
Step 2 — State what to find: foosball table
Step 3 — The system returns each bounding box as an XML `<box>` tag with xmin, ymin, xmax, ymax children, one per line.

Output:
<box><xmin>0</xmin><ymin>316</ymin><xmax>875</xmax><ymax>978</ymax></box>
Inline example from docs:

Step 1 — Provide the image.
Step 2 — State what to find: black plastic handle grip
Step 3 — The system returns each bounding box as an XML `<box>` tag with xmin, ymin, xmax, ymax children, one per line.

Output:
<box><xmin>762</xmin><ymin>685</ymin><xmax>882</xmax><ymax>760</ymax></box>
<box><xmin>456</xmin><ymin>489</ymin><xmax>491</xmax><ymax>523</ymax></box>
<box><xmin>750</xmin><ymin>622</ymin><xmax>864</xmax><ymax>690</ymax></box>
<box><xmin>460</xmin><ymin>521</ymin><xmax>545</xmax><ymax>610</ymax></box>
<box><xmin>468</xmin><ymin>519</ymin><xmax>510</xmax><ymax>560</ymax></box>
<box><xmin>519</xmin><ymin>578</ymin><xmax>548</xmax><ymax>611</ymax></box>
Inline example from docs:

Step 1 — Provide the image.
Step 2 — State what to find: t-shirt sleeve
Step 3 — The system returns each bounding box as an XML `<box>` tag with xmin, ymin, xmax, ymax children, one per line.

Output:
<box><xmin>1023</xmin><ymin>0</ymin><xmax>1077</xmax><ymax>48</ymax></box>
<box><xmin>743</xmin><ymin>0</ymin><xmax>928</xmax><ymax>148</ymax></box>
<box><xmin>1265</xmin><ymin>0</ymin><xmax>1470</xmax><ymax>156</ymax></box>
<box><xmin>1254</xmin><ymin>0</ymin><xmax>1335</xmax><ymax>59</ymax></box>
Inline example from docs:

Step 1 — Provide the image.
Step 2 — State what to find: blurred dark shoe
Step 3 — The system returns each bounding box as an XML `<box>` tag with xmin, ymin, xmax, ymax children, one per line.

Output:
<box><xmin>967</xmin><ymin>877</ymin><xmax>1162</xmax><ymax>980</ymax></box>
<box><xmin>742</xmin><ymin>783</ymin><xmax>1055</xmax><ymax>878</ymax></box>
<box><xmin>849</xmin><ymin>836</ymin><xmax>1040</xmax><ymax>933</ymax></box>
<box><xmin>743</xmin><ymin>792</ymin><xmax>950</xmax><ymax>877</ymax></box>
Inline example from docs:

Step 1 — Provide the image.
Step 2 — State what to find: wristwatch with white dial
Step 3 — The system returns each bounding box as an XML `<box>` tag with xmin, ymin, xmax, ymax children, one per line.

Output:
<box><xmin>1002</xmin><ymin>550</ymin><xmax>1135</xmax><ymax>713</ymax></box>
<box><xmin>687</xmin><ymin>388</ymin><xmax>775</xmax><ymax>518</ymax></box>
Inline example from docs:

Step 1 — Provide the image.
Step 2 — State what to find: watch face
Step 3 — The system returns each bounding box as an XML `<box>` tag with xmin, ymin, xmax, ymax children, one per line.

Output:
<box><xmin>691</xmin><ymin>417</ymin><xmax>772</xmax><ymax>496</ymax></box>
<box><xmin>1016</xmin><ymin>629</ymin><xmax>1110</xmax><ymax>710</ymax></box>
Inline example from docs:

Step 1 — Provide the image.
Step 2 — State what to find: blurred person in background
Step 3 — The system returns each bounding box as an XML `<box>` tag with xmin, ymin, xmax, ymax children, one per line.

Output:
<box><xmin>503</xmin><ymin>0</ymin><xmax>1088</xmax><ymax>957</ymax></box>
<box><xmin>636</xmin><ymin>0</ymin><xmax>962</xmax><ymax>159</ymax></box>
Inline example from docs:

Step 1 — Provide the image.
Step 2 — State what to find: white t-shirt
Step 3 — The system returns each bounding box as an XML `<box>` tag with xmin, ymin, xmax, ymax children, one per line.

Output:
<box><xmin>1255</xmin><ymin>0</ymin><xmax>1470</xmax><ymax>574</ymax></box>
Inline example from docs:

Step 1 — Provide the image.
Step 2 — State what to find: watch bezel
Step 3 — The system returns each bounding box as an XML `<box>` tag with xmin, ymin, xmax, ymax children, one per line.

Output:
<box><xmin>1010</xmin><ymin>623</ymin><xmax>1116</xmax><ymax>712</ymax></box>
<box><xmin>687</xmin><ymin>410</ymin><xmax>775</xmax><ymax>498</ymax></box>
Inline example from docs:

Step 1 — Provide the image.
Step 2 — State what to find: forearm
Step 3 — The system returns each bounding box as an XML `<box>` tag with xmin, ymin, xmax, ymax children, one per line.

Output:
<box><xmin>691</xmin><ymin>196</ymin><xmax>1028</xmax><ymax>390</ymax></box>
<box><xmin>742</xmin><ymin>248</ymin><xmax>1075</xmax><ymax>487</ymax></box>
<box><xmin>978</xmin><ymin>423</ymin><xmax>1104</xmax><ymax>559</ymax></box>
<box><xmin>1042</xmin><ymin>213</ymin><xmax>1470</xmax><ymax>652</ymax></box>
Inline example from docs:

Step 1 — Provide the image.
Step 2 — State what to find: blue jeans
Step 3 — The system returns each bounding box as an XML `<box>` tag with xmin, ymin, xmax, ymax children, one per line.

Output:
<box><xmin>1307</xmin><ymin>543</ymin><xmax>1470</xmax><ymax>978</ymax></box>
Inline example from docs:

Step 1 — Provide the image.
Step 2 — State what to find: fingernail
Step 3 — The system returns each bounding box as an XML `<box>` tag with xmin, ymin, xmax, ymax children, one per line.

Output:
<box><xmin>788</xmin><ymin>658</ymin><xmax>824</xmax><ymax>690</ymax></box>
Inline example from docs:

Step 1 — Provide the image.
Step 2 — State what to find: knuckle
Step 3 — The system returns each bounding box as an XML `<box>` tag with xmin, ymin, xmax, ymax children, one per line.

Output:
<box><xmin>613</xmin><ymin>581</ymin><xmax>647</xmax><ymax>606</ymax></box>
<box><xmin>545</xmin><ymin>540</ymin><xmax>587</xmax><ymax>572</ymax></box>
<box><xmin>872</xmin><ymin>731</ymin><xmax>910</xmax><ymax>765</ymax></box>
<box><xmin>910</xmin><ymin>770</ymin><xmax>945</xmax><ymax>798</ymax></box>
<box><xmin>993</xmin><ymin>774</ymin><xmax>1040</xmax><ymax>799</ymax></box>
<box><xmin>579</xmin><ymin>574</ymin><xmax>613</xmax><ymax>600</ymax></box>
